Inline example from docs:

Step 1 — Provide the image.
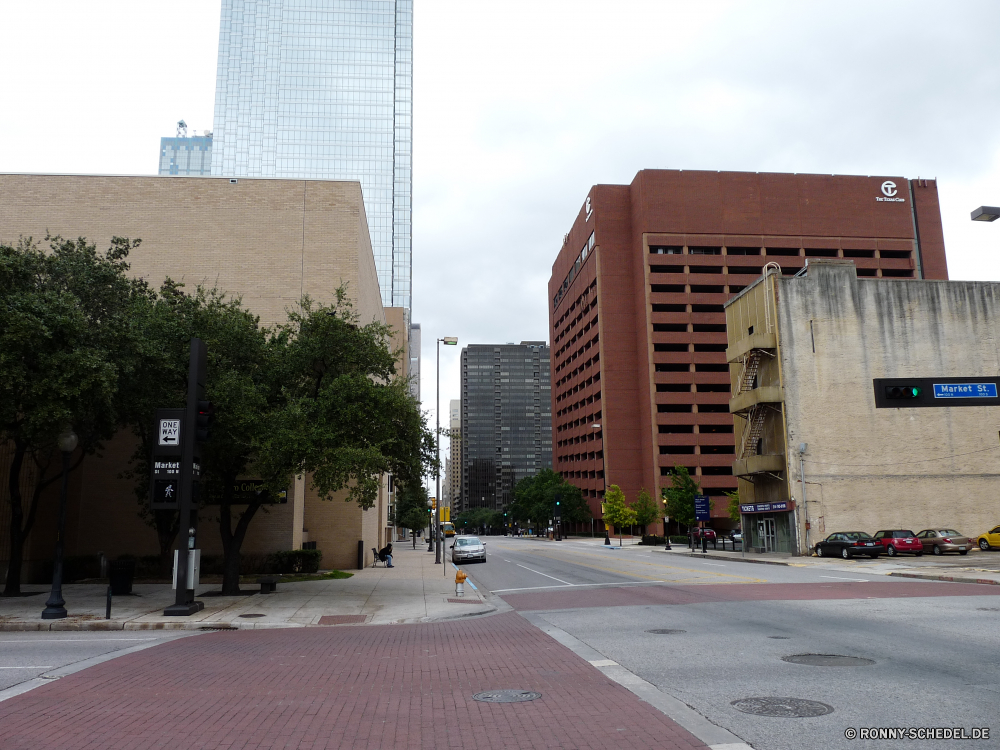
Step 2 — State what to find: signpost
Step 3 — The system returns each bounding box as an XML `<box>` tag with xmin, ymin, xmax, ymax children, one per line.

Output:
<box><xmin>163</xmin><ymin>338</ymin><xmax>207</xmax><ymax>617</ymax></box>
<box><xmin>694</xmin><ymin>495</ymin><xmax>710</xmax><ymax>554</ymax></box>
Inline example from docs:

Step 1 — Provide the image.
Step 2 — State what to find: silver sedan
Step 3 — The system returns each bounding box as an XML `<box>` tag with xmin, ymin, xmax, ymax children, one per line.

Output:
<box><xmin>451</xmin><ymin>535</ymin><xmax>486</xmax><ymax>563</ymax></box>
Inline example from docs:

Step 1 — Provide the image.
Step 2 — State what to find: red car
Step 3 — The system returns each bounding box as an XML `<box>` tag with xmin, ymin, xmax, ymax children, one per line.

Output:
<box><xmin>872</xmin><ymin>529</ymin><xmax>924</xmax><ymax>557</ymax></box>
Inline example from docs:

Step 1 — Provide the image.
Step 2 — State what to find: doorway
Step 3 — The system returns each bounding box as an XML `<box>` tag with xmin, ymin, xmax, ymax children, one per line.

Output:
<box><xmin>756</xmin><ymin>517</ymin><xmax>777</xmax><ymax>552</ymax></box>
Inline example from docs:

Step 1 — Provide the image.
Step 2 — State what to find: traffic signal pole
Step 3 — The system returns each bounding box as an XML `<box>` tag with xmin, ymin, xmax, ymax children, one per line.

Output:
<box><xmin>164</xmin><ymin>338</ymin><xmax>206</xmax><ymax>616</ymax></box>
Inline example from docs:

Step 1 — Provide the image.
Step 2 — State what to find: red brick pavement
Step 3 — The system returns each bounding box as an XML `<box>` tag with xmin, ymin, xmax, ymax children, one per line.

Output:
<box><xmin>0</xmin><ymin>612</ymin><xmax>709</xmax><ymax>750</ymax></box>
<box><xmin>501</xmin><ymin>580</ymin><xmax>1000</xmax><ymax>612</ymax></box>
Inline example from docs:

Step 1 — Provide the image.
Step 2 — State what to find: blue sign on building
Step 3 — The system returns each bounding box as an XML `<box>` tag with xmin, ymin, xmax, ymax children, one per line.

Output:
<box><xmin>694</xmin><ymin>495</ymin><xmax>711</xmax><ymax>521</ymax></box>
<box><xmin>933</xmin><ymin>383</ymin><xmax>997</xmax><ymax>399</ymax></box>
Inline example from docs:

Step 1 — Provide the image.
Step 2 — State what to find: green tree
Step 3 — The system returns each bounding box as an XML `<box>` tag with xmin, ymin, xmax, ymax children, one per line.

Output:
<box><xmin>1</xmin><ymin>235</ymin><xmax>152</xmax><ymax>595</ymax></box>
<box><xmin>601</xmin><ymin>484</ymin><xmax>636</xmax><ymax>546</ymax></box>
<box><xmin>661</xmin><ymin>465</ymin><xmax>700</xmax><ymax>529</ymax></box>
<box><xmin>511</xmin><ymin>469</ymin><xmax>591</xmax><ymax>534</ymax></box>
<box><xmin>395</xmin><ymin>481</ymin><xmax>430</xmax><ymax>548</ymax></box>
<box><xmin>632</xmin><ymin>487</ymin><xmax>659</xmax><ymax>535</ymax></box>
<box><xmin>726</xmin><ymin>489</ymin><xmax>741</xmax><ymax>523</ymax></box>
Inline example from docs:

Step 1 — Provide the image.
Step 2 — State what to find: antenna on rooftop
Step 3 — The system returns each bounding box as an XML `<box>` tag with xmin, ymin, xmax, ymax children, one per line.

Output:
<box><xmin>177</xmin><ymin>120</ymin><xmax>188</xmax><ymax>138</ymax></box>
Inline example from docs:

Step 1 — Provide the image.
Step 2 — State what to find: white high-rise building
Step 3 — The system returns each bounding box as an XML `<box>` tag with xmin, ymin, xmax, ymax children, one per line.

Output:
<box><xmin>210</xmin><ymin>0</ymin><xmax>413</xmax><ymax>312</ymax></box>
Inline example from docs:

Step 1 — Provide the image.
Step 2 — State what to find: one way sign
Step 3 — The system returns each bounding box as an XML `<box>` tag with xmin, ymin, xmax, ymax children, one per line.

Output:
<box><xmin>159</xmin><ymin>419</ymin><xmax>181</xmax><ymax>446</ymax></box>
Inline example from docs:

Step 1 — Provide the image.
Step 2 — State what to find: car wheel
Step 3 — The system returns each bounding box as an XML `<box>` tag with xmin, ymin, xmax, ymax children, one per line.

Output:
<box><xmin>869</xmin><ymin>553</ymin><xmax>880</xmax><ymax>559</ymax></box>
<box><xmin>960</xmin><ymin>550</ymin><xmax>968</xmax><ymax>556</ymax></box>
<box><xmin>816</xmin><ymin>546</ymin><xmax>824</xmax><ymax>557</ymax></box>
<box><xmin>932</xmin><ymin>545</ymin><xmax>942</xmax><ymax>556</ymax></box>
<box><xmin>915</xmin><ymin>552</ymin><xmax>923</xmax><ymax>556</ymax></box>
<box><xmin>885</xmin><ymin>545</ymin><xmax>896</xmax><ymax>557</ymax></box>
<box><xmin>980</xmin><ymin>539</ymin><xmax>990</xmax><ymax>551</ymax></box>
<box><xmin>841</xmin><ymin>547</ymin><xmax>851</xmax><ymax>559</ymax></box>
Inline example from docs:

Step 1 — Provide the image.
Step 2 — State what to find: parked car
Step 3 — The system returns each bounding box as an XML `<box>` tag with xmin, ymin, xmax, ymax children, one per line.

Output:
<box><xmin>973</xmin><ymin>525</ymin><xmax>1000</xmax><ymax>551</ymax></box>
<box><xmin>691</xmin><ymin>528</ymin><xmax>717</xmax><ymax>540</ymax></box>
<box><xmin>872</xmin><ymin>529</ymin><xmax>924</xmax><ymax>557</ymax></box>
<box><xmin>730</xmin><ymin>529</ymin><xmax>743</xmax><ymax>543</ymax></box>
<box><xmin>451</xmin><ymin>535</ymin><xmax>486</xmax><ymax>563</ymax></box>
<box><xmin>814</xmin><ymin>531</ymin><xmax>882</xmax><ymax>559</ymax></box>
<box><xmin>916</xmin><ymin>529</ymin><xmax>970</xmax><ymax>555</ymax></box>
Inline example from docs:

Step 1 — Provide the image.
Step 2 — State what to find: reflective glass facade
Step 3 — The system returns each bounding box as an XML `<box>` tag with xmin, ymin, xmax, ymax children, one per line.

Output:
<box><xmin>211</xmin><ymin>0</ymin><xmax>412</xmax><ymax>310</ymax></box>
<box><xmin>158</xmin><ymin>136</ymin><xmax>213</xmax><ymax>176</ymax></box>
<box><xmin>460</xmin><ymin>343</ymin><xmax>552</xmax><ymax>512</ymax></box>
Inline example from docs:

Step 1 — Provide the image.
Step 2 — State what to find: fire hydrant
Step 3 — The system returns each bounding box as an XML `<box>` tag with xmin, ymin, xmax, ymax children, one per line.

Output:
<box><xmin>455</xmin><ymin>569</ymin><xmax>467</xmax><ymax>597</ymax></box>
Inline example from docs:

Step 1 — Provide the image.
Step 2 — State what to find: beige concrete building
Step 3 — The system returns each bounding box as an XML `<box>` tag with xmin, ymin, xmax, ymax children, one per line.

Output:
<box><xmin>0</xmin><ymin>173</ymin><xmax>407</xmax><ymax>579</ymax></box>
<box><xmin>447</xmin><ymin>399</ymin><xmax>461</xmax><ymax>513</ymax></box>
<box><xmin>726</xmin><ymin>260</ymin><xmax>1000</xmax><ymax>555</ymax></box>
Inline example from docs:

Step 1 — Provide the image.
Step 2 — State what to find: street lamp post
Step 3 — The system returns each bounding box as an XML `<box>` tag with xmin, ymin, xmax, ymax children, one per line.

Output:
<box><xmin>42</xmin><ymin>428</ymin><xmax>78</xmax><ymax>620</ymax></box>
<box><xmin>971</xmin><ymin>206</ymin><xmax>1000</xmax><ymax>222</ymax></box>
<box><xmin>436</xmin><ymin>336</ymin><xmax>458</xmax><ymax>569</ymax></box>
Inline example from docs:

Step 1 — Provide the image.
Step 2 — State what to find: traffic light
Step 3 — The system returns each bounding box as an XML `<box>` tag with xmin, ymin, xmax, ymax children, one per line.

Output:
<box><xmin>196</xmin><ymin>401</ymin><xmax>214</xmax><ymax>442</ymax></box>
<box><xmin>885</xmin><ymin>385</ymin><xmax>922</xmax><ymax>400</ymax></box>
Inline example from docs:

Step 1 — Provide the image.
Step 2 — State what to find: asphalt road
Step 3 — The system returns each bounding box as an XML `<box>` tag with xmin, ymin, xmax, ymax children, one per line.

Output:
<box><xmin>465</xmin><ymin>537</ymin><xmax>1000</xmax><ymax>750</ymax></box>
<box><xmin>0</xmin><ymin>632</ymin><xmax>197</xmax><ymax>694</ymax></box>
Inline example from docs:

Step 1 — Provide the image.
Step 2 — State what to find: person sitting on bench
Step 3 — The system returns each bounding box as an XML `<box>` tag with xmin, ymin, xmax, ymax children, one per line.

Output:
<box><xmin>378</xmin><ymin>543</ymin><xmax>394</xmax><ymax>568</ymax></box>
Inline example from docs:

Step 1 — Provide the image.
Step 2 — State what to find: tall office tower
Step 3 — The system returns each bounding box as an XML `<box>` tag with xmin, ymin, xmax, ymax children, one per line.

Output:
<box><xmin>447</xmin><ymin>399</ymin><xmax>461</xmax><ymax>508</ymax></box>
<box><xmin>408</xmin><ymin>323</ymin><xmax>421</xmax><ymax>401</ymax></box>
<box><xmin>158</xmin><ymin>121</ymin><xmax>212</xmax><ymax>176</ymax></box>
<box><xmin>549</xmin><ymin>169</ymin><xmax>948</xmax><ymax>534</ymax></box>
<box><xmin>210</xmin><ymin>0</ymin><xmax>413</xmax><ymax>312</ymax></box>
<box><xmin>460</xmin><ymin>343</ymin><xmax>552</xmax><ymax>513</ymax></box>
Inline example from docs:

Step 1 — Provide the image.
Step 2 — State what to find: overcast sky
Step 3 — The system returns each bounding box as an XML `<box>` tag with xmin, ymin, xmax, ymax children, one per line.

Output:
<box><xmin>2</xmin><ymin>0</ymin><xmax>999</xmax><ymax>469</ymax></box>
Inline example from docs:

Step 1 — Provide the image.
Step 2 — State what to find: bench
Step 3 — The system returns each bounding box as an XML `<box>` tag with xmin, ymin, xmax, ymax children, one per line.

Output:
<box><xmin>257</xmin><ymin>576</ymin><xmax>278</xmax><ymax>594</ymax></box>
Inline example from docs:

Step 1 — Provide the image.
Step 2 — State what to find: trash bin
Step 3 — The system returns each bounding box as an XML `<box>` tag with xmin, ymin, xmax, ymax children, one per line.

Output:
<box><xmin>108</xmin><ymin>558</ymin><xmax>136</xmax><ymax>595</ymax></box>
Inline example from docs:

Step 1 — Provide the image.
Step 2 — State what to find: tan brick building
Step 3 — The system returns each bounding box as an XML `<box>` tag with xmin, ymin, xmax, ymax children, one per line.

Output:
<box><xmin>726</xmin><ymin>260</ymin><xmax>1000</xmax><ymax>554</ymax></box>
<box><xmin>0</xmin><ymin>173</ymin><xmax>407</xmax><ymax>579</ymax></box>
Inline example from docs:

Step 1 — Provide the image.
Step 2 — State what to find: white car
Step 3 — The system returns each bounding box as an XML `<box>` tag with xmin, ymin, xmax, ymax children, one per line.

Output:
<box><xmin>451</xmin><ymin>535</ymin><xmax>486</xmax><ymax>563</ymax></box>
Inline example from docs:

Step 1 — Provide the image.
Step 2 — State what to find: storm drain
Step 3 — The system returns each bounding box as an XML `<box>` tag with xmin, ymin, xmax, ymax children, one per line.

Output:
<box><xmin>782</xmin><ymin>653</ymin><xmax>874</xmax><ymax>667</ymax></box>
<box><xmin>239</xmin><ymin>613</ymin><xmax>266</xmax><ymax>618</ymax></box>
<box><xmin>731</xmin><ymin>697</ymin><xmax>834</xmax><ymax>718</ymax></box>
<box><xmin>472</xmin><ymin>690</ymin><xmax>541</xmax><ymax>703</ymax></box>
<box><xmin>768</xmin><ymin>636</ymin><xmax>791</xmax><ymax>639</ymax></box>
<box><xmin>646</xmin><ymin>629</ymin><xmax>686</xmax><ymax>634</ymax></box>
<box><xmin>977</xmin><ymin>607</ymin><xmax>1000</xmax><ymax>612</ymax></box>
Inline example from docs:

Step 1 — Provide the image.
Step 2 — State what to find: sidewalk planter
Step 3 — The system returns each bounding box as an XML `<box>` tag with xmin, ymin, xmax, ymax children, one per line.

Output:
<box><xmin>267</xmin><ymin>549</ymin><xmax>323</xmax><ymax>574</ymax></box>
<box><xmin>109</xmin><ymin>558</ymin><xmax>136</xmax><ymax>595</ymax></box>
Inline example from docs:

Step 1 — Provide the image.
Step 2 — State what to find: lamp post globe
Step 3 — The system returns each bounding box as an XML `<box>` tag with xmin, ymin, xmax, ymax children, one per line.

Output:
<box><xmin>42</xmin><ymin>428</ymin><xmax>78</xmax><ymax>620</ymax></box>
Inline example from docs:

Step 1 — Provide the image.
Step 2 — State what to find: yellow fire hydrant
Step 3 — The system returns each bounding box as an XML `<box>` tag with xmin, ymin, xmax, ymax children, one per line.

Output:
<box><xmin>455</xmin><ymin>569</ymin><xmax>467</xmax><ymax>597</ymax></box>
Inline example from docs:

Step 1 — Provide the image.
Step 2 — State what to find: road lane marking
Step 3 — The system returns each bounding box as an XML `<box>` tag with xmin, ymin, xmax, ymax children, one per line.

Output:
<box><xmin>589</xmin><ymin>659</ymin><xmax>618</xmax><ymax>667</ymax></box>
<box><xmin>0</xmin><ymin>666</ymin><xmax>54</xmax><ymax>669</ymax></box>
<box><xmin>516</xmin><ymin>564</ymin><xmax>572</xmax><ymax>585</ymax></box>
<box><xmin>703</xmin><ymin>563</ymin><xmax>726</xmax><ymax>567</ymax></box>
<box><xmin>509</xmin><ymin>549</ymin><xmax>766</xmax><ymax>584</ymax></box>
<box><xmin>820</xmin><ymin>575</ymin><xmax>869</xmax><ymax>582</ymax></box>
<box><xmin>491</xmin><ymin>581</ymin><xmax>666</xmax><ymax>593</ymax></box>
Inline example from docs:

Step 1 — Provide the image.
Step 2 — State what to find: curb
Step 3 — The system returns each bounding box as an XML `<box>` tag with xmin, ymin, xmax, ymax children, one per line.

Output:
<box><xmin>656</xmin><ymin>550</ymin><xmax>793</xmax><ymax>566</ymax></box>
<box><xmin>888</xmin><ymin>571</ymin><xmax>1000</xmax><ymax>586</ymax></box>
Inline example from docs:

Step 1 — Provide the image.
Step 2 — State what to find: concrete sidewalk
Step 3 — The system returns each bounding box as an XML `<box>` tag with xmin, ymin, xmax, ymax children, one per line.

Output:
<box><xmin>0</xmin><ymin>543</ymin><xmax>494</xmax><ymax>631</ymax></box>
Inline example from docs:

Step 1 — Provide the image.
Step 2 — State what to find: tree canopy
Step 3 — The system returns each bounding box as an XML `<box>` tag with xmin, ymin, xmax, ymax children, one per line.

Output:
<box><xmin>601</xmin><ymin>484</ymin><xmax>635</xmax><ymax>544</ymax></box>
<box><xmin>662</xmin><ymin>465</ymin><xmax>700</xmax><ymax>528</ymax></box>
<box><xmin>631</xmin><ymin>487</ymin><xmax>660</xmax><ymax>534</ymax></box>
<box><xmin>510</xmin><ymin>469</ymin><xmax>591</xmax><ymax>531</ymax></box>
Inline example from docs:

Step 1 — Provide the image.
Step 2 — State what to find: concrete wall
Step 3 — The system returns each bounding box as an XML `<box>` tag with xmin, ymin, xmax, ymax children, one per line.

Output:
<box><xmin>778</xmin><ymin>261</ymin><xmax>1000</xmax><ymax>550</ymax></box>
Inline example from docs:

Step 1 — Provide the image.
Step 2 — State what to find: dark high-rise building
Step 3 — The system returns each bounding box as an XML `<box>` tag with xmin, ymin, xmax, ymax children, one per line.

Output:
<box><xmin>459</xmin><ymin>342</ymin><xmax>552</xmax><ymax>512</ymax></box>
<box><xmin>548</xmin><ymin>169</ymin><xmax>949</xmax><ymax>533</ymax></box>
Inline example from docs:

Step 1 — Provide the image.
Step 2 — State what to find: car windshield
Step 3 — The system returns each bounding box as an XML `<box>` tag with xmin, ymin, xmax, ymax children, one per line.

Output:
<box><xmin>892</xmin><ymin>531</ymin><xmax>916</xmax><ymax>538</ymax></box>
<box><xmin>940</xmin><ymin>530</ymin><xmax>962</xmax><ymax>537</ymax></box>
<box><xmin>455</xmin><ymin>538</ymin><xmax>481</xmax><ymax>547</ymax></box>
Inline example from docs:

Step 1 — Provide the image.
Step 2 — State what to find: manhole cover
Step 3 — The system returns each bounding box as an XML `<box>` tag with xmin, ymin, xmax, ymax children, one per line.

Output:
<box><xmin>782</xmin><ymin>654</ymin><xmax>875</xmax><ymax>667</ymax></box>
<box><xmin>646</xmin><ymin>629</ymin><xmax>686</xmax><ymax>634</ymax></box>
<box><xmin>732</xmin><ymin>697</ymin><xmax>834</xmax><ymax>718</ymax></box>
<box><xmin>768</xmin><ymin>636</ymin><xmax>791</xmax><ymax>639</ymax></box>
<box><xmin>472</xmin><ymin>690</ymin><xmax>542</xmax><ymax>703</ymax></box>
<box><xmin>238</xmin><ymin>613</ymin><xmax>266</xmax><ymax>618</ymax></box>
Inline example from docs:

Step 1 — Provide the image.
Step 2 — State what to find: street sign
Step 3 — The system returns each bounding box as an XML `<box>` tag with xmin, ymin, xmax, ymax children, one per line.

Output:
<box><xmin>874</xmin><ymin>377</ymin><xmax>1000</xmax><ymax>408</ymax></box>
<box><xmin>158</xmin><ymin>419</ymin><xmax>181</xmax><ymax>446</ymax></box>
<box><xmin>694</xmin><ymin>495</ymin><xmax>710</xmax><ymax>521</ymax></box>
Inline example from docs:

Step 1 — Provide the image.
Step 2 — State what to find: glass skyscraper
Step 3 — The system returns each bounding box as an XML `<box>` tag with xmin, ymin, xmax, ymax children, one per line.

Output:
<box><xmin>210</xmin><ymin>0</ymin><xmax>412</xmax><ymax>311</ymax></box>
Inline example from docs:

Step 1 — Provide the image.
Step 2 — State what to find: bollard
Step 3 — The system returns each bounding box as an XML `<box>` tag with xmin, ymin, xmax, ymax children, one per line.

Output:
<box><xmin>357</xmin><ymin>540</ymin><xmax>365</xmax><ymax>570</ymax></box>
<box><xmin>106</xmin><ymin>586</ymin><xmax>112</xmax><ymax>620</ymax></box>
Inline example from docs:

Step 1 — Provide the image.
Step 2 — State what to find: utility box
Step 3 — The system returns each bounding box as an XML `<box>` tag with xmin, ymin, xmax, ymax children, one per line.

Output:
<box><xmin>171</xmin><ymin>549</ymin><xmax>201</xmax><ymax>589</ymax></box>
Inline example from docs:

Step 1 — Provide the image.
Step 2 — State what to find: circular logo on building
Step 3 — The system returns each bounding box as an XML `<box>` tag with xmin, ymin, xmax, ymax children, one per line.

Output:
<box><xmin>881</xmin><ymin>181</ymin><xmax>897</xmax><ymax>197</ymax></box>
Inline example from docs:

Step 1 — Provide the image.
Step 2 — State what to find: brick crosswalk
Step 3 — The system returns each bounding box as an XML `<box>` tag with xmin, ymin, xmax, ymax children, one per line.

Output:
<box><xmin>0</xmin><ymin>612</ymin><xmax>709</xmax><ymax>750</ymax></box>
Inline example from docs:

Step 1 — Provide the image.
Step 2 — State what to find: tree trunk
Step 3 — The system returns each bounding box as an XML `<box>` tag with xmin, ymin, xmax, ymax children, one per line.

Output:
<box><xmin>3</xmin><ymin>442</ymin><xmax>27</xmax><ymax>596</ymax></box>
<box><xmin>219</xmin><ymin>476</ymin><xmax>263</xmax><ymax>596</ymax></box>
